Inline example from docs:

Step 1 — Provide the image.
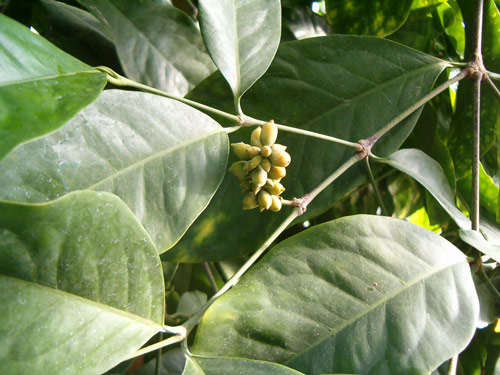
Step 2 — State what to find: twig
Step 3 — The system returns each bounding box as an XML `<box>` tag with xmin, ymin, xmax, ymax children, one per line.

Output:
<box><xmin>447</xmin><ymin>355</ymin><xmax>459</xmax><ymax>375</ymax></box>
<box><xmin>484</xmin><ymin>74</ymin><xmax>500</xmax><ymax>102</ymax></box>
<box><xmin>203</xmin><ymin>262</ymin><xmax>219</xmax><ymax>292</ymax></box>
<box><xmin>155</xmin><ymin>332</ymin><xmax>163</xmax><ymax>375</ymax></box>
<box><xmin>471</xmin><ymin>75</ymin><xmax>481</xmax><ymax>231</ymax></box>
<box><xmin>365</xmin><ymin>157</ymin><xmax>388</xmax><ymax>216</ymax></box>
<box><xmin>123</xmin><ymin>335</ymin><xmax>185</xmax><ymax>361</ymax></box>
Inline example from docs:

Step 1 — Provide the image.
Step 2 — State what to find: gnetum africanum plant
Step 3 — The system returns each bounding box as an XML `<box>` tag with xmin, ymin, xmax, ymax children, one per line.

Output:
<box><xmin>1</xmin><ymin>0</ymin><xmax>500</xmax><ymax>374</ymax></box>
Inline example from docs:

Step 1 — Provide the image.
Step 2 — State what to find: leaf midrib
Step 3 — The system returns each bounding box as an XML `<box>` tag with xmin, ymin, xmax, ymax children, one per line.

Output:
<box><xmin>1</xmin><ymin>273</ymin><xmax>163</xmax><ymax>328</ymax></box>
<box><xmin>86</xmin><ymin>129</ymin><xmax>224</xmax><ymax>191</ymax></box>
<box><xmin>284</xmin><ymin>256</ymin><xmax>466</xmax><ymax>366</ymax></box>
<box><xmin>0</xmin><ymin>70</ymin><xmax>102</xmax><ymax>88</ymax></box>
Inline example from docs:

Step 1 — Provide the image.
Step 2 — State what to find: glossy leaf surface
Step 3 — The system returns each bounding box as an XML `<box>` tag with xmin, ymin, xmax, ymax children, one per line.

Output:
<box><xmin>0</xmin><ymin>191</ymin><xmax>164</xmax><ymax>375</ymax></box>
<box><xmin>0</xmin><ymin>90</ymin><xmax>229</xmax><ymax>254</ymax></box>
<box><xmin>183</xmin><ymin>356</ymin><xmax>305</xmax><ymax>375</ymax></box>
<box><xmin>192</xmin><ymin>215</ymin><xmax>479</xmax><ymax>374</ymax></box>
<box><xmin>166</xmin><ymin>35</ymin><xmax>448</xmax><ymax>261</ymax></box>
<box><xmin>0</xmin><ymin>13</ymin><xmax>106</xmax><ymax>160</ymax></box>
<box><xmin>79</xmin><ymin>0</ymin><xmax>215</xmax><ymax>96</ymax></box>
<box><xmin>325</xmin><ymin>0</ymin><xmax>413</xmax><ymax>36</ymax></box>
<box><xmin>198</xmin><ymin>0</ymin><xmax>281</xmax><ymax>104</ymax></box>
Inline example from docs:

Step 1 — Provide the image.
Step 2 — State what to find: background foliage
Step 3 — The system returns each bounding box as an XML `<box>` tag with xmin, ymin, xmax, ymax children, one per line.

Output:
<box><xmin>1</xmin><ymin>0</ymin><xmax>500</xmax><ymax>374</ymax></box>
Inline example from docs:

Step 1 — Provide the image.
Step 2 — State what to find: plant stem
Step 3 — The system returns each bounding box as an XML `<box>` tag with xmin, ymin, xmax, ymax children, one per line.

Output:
<box><xmin>214</xmin><ymin>262</ymin><xmax>229</xmax><ymax>282</ymax></box>
<box><xmin>367</xmin><ymin>70</ymin><xmax>468</xmax><ymax>145</ymax></box>
<box><xmin>447</xmin><ymin>355</ymin><xmax>459</xmax><ymax>375</ymax></box>
<box><xmin>472</xmin><ymin>0</ymin><xmax>484</xmax><ymax>60</ymax></box>
<box><xmin>488</xmin><ymin>70</ymin><xmax>500</xmax><ymax>81</ymax></box>
<box><xmin>182</xmin><ymin>210</ymin><xmax>299</xmax><ymax>334</ymax></box>
<box><xmin>203</xmin><ymin>262</ymin><xmax>219</xmax><ymax>292</ymax></box>
<box><xmin>365</xmin><ymin>157</ymin><xmax>388</xmax><ymax>216</ymax></box>
<box><xmin>123</xmin><ymin>335</ymin><xmax>185</xmax><ymax>361</ymax></box>
<box><xmin>96</xmin><ymin>66</ymin><xmax>241</xmax><ymax>124</ymax></box>
<box><xmin>244</xmin><ymin>116</ymin><xmax>362</xmax><ymax>150</ymax></box>
<box><xmin>485</xmin><ymin>75</ymin><xmax>500</xmax><ymax>102</ymax></box>
<box><xmin>471</xmin><ymin>76</ymin><xmax>481</xmax><ymax>231</ymax></box>
<box><xmin>155</xmin><ymin>332</ymin><xmax>163</xmax><ymax>375</ymax></box>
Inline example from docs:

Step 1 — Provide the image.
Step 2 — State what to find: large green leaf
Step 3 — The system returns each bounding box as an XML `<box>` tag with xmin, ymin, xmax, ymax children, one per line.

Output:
<box><xmin>0</xmin><ymin>90</ymin><xmax>229</xmax><ymax>254</ymax></box>
<box><xmin>197</xmin><ymin>0</ymin><xmax>281</xmax><ymax>107</ymax></box>
<box><xmin>325</xmin><ymin>0</ymin><xmax>413</xmax><ymax>37</ymax></box>
<box><xmin>192</xmin><ymin>215</ymin><xmax>479</xmax><ymax>375</ymax></box>
<box><xmin>0</xmin><ymin>13</ymin><xmax>106</xmax><ymax>161</ymax></box>
<box><xmin>165</xmin><ymin>35</ymin><xmax>448</xmax><ymax>262</ymax></box>
<box><xmin>183</xmin><ymin>356</ymin><xmax>305</xmax><ymax>375</ymax></box>
<box><xmin>0</xmin><ymin>191</ymin><xmax>164</xmax><ymax>375</ymax></box>
<box><xmin>79</xmin><ymin>0</ymin><xmax>215</xmax><ymax>96</ymax></box>
<box><xmin>449</xmin><ymin>0</ymin><xmax>500</xmax><ymax>179</ymax></box>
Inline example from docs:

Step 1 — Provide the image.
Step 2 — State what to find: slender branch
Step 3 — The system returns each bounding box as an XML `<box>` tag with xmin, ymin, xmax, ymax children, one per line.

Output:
<box><xmin>214</xmin><ymin>262</ymin><xmax>230</xmax><ymax>283</ymax></box>
<box><xmin>203</xmin><ymin>262</ymin><xmax>219</xmax><ymax>292</ymax></box>
<box><xmin>488</xmin><ymin>70</ymin><xmax>500</xmax><ymax>81</ymax></box>
<box><xmin>365</xmin><ymin>157</ymin><xmax>388</xmax><ymax>216</ymax></box>
<box><xmin>484</xmin><ymin>74</ymin><xmax>500</xmax><ymax>102</ymax></box>
<box><xmin>367</xmin><ymin>70</ymin><xmax>468</xmax><ymax>145</ymax></box>
<box><xmin>243</xmin><ymin>115</ymin><xmax>362</xmax><ymax>150</ymax></box>
<box><xmin>447</xmin><ymin>355</ymin><xmax>459</xmax><ymax>375</ymax></box>
<box><xmin>155</xmin><ymin>332</ymin><xmax>163</xmax><ymax>375</ymax></box>
<box><xmin>183</xmin><ymin>210</ymin><xmax>299</xmax><ymax>334</ymax></box>
<box><xmin>472</xmin><ymin>0</ymin><xmax>484</xmax><ymax>60</ymax></box>
<box><xmin>471</xmin><ymin>76</ymin><xmax>481</xmax><ymax>231</ymax></box>
<box><xmin>95</xmin><ymin>66</ymin><xmax>241</xmax><ymax>124</ymax></box>
<box><xmin>123</xmin><ymin>335</ymin><xmax>184</xmax><ymax>361</ymax></box>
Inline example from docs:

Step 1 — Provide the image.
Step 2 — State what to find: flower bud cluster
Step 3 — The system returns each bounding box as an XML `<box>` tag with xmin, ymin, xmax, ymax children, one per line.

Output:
<box><xmin>228</xmin><ymin>120</ymin><xmax>291</xmax><ymax>212</ymax></box>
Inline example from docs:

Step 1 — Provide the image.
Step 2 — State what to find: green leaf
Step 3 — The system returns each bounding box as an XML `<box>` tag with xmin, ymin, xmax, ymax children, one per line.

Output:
<box><xmin>183</xmin><ymin>356</ymin><xmax>305</xmax><ymax>375</ymax></box>
<box><xmin>197</xmin><ymin>0</ymin><xmax>281</xmax><ymax>107</ymax></box>
<box><xmin>0</xmin><ymin>13</ymin><xmax>106</xmax><ymax>161</ymax></box>
<box><xmin>192</xmin><ymin>215</ymin><xmax>479</xmax><ymax>375</ymax></box>
<box><xmin>449</xmin><ymin>0</ymin><xmax>500</xmax><ymax>179</ymax></box>
<box><xmin>378</xmin><ymin>148</ymin><xmax>470</xmax><ymax>229</ymax></box>
<box><xmin>0</xmin><ymin>90</ymin><xmax>229</xmax><ymax>254</ymax></box>
<box><xmin>166</xmin><ymin>35</ymin><xmax>448</xmax><ymax>262</ymax></box>
<box><xmin>79</xmin><ymin>0</ymin><xmax>215</xmax><ymax>96</ymax></box>
<box><xmin>325</xmin><ymin>0</ymin><xmax>413</xmax><ymax>37</ymax></box>
<box><xmin>0</xmin><ymin>191</ymin><xmax>164</xmax><ymax>375</ymax></box>
<box><xmin>176</xmin><ymin>290</ymin><xmax>208</xmax><ymax>317</ymax></box>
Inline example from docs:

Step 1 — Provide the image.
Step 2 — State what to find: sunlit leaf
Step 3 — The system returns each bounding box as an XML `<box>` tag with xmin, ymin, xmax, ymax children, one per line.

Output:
<box><xmin>0</xmin><ymin>13</ymin><xmax>106</xmax><ymax>160</ymax></box>
<box><xmin>0</xmin><ymin>191</ymin><xmax>164</xmax><ymax>375</ymax></box>
<box><xmin>193</xmin><ymin>215</ymin><xmax>478</xmax><ymax>374</ymax></box>
<box><xmin>0</xmin><ymin>90</ymin><xmax>229</xmax><ymax>254</ymax></box>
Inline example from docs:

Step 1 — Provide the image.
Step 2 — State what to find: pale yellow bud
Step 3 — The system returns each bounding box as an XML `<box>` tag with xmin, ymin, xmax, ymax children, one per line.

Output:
<box><xmin>252</xmin><ymin>166</ymin><xmax>267</xmax><ymax>190</ymax></box>
<box><xmin>271</xmin><ymin>143</ymin><xmax>287</xmax><ymax>152</ymax></box>
<box><xmin>260</xmin><ymin>120</ymin><xmax>278</xmax><ymax>146</ymax></box>
<box><xmin>228</xmin><ymin>161</ymin><xmax>247</xmax><ymax>179</ymax></box>
<box><xmin>270</xmin><ymin>149</ymin><xmax>291</xmax><ymax>167</ymax></box>
<box><xmin>268</xmin><ymin>166</ymin><xmax>286</xmax><ymax>180</ymax></box>
<box><xmin>261</xmin><ymin>158</ymin><xmax>272</xmax><ymax>173</ymax></box>
<box><xmin>231</xmin><ymin>142</ymin><xmax>251</xmax><ymax>160</ymax></box>
<box><xmin>247</xmin><ymin>146</ymin><xmax>261</xmax><ymax>157</ymax></box>
<box><xmin>242</xmin><ymin>192</ymin><xmax>258</xmax><ymax>210</ymax></box>
<box><xmin>258</xmin><ymin>190</ymin><xmax>272</xmax><ymax>211</ymax></box>
<box><xmin>261</xmin><ymin>146</ymin><xmax>272</xmax><ymax>157</ymax></box>
<box><xmin>251</xmin><ymin>127</ymin><xmax>263</xmax><ymax>147</ymax></box>
<box><xmin>265</xmin><ymin>180</ymin><xmax>285</xmax><ymax>196</ymax></box>
<box><xmin>246</xmin><ymin>155</ymin><xmax>262</xmax><ymax>172</ymax></box>
<box><xmin>269</xmin><ymin>195</ymin><xmax>282</xmax><ymax>212</ymax></box>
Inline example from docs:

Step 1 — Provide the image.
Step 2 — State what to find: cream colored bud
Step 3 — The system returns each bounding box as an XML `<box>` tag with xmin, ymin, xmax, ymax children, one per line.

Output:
<box><xmin>270</xmin><ymin>149</ymin><xmax>291</xmax><ymax>167</ymax></box>
<box><xmin>260</xmin><ymin>120</ymin><xmax>278</xmax><ymax>146</ymax></box>
<box><xmin>252</xmin><ymin>166</ymin><xmax>267</xmax><ymax>190</ymax></box>
<box><xmin>261</xmin><ymin>158</ymin><xmax>272</xmax><ymax>173</ymax></box>
<box><xmin>231</xmin><ymin>142</ymin><xmax>251</xmax><ymax>160</ymax></box>
<box><xmin>246</xmin><ymin>155</ymin><xmax>262</xmax><ymax>172</ymax></box>
<box><xmin>242</xmin><ymin>192</ymin><xmax>258</xmax><ymax>210</ymax></box>
<box><xmin>258</xmin><ymin>190</ymin><xmax>272</xmax><ymax>212</ymax></box>
<box><xmin>228</xmin><ymin>161</ymin><xmax>247</xmax><ymax>179</ymax></box>
<box><xmin>265</xmin><ymin>180</ymin><xmax>285</xmax><ymax>196</ymax></box>
<box><xmin>269</xmin><ymin>195</ymin><xmax>282</xmax><ymax>212</ymax></box>
<box><xmin>261</xmin><ymin>145</ymin><xmax>272</xmax><ymax>157</ymax></box>
<box><xmin>271</xmin><ymin>143</ymin><xmax>287</xmax><ymax>152</ymax></box>
<box><xmin>250</xmin><ymin>127</ymin><xmax>263</xmax><ymax>147</ymax></box>
<box><xmin>268</xmin><ymin>166</ymin><xmax>286</xmax><ymax>180</ymax></box>
<box><xmin>247</xmin><ymin>146</ymin><xmax>261</xmax><ymax>157</ymax></box>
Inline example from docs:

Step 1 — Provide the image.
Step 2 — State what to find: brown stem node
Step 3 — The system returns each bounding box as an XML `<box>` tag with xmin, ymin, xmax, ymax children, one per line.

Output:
<box><xmin>292</xmin><ymin>197</ymin><xmax>308</xmax><ymax>215</ymax></box>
